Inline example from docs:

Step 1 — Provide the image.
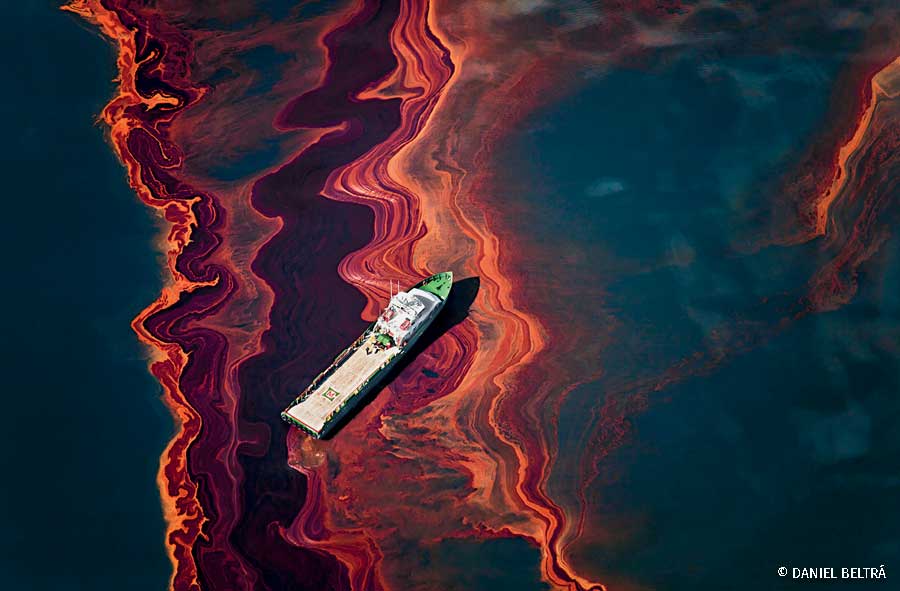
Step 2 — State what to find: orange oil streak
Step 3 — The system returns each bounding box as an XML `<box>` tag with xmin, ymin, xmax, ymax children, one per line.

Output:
<box><xmin>805</xmin><ymin>56</ymin><xmax>900</xmax><ymax>312</ymax></box>
<box><xmin>62</xmin><ymin>3</ymin><xmax>210</xmax><ymax>589</ymax></box>
<box><xmin>813</xmin><ymin>58</ymin><xmax>899</xmax><ymax>236</ymax></box>
<box><xmin>284</xmin><ymin>1</ymin><xmax>606</xmax><ymax>590</ymax></box>
<box><xmin>284</xmin><ymin>8</ymin><xmax>900</xmax><ymax>591</ymax></box>
<box><xmin>405</xmin><ymin>8</ymin><xmax>608</xmax><ymax>588</ymax></box>
<box><xmin>283</xmin><ymin>1</ymin><xmax>455</xmax><ymax>585</ymax></box>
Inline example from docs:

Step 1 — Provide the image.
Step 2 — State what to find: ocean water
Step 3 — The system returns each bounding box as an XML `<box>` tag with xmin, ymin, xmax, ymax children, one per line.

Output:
<box><xmin>494</xmin><ymin>48</ymin><xmax>900</xmax><ymax>589</ymax></box>
<box><xmin>7</xmin><ymin>4</ymin><xmax>895</xmax><ymax>591</ymax></box>
<box><xmin>0</xmin><ymin>3</ymin><xmax>171</xmax><ymax>589</ymax></box>
<box><xmin>581</xmin><ymin>262</ymin><xmax>900</xmax><ymax>590</ymax></box>
<box><xmin>412</xmin><ymin>538</ymin><xmax>550</xmax><ymax>591</ymax></box>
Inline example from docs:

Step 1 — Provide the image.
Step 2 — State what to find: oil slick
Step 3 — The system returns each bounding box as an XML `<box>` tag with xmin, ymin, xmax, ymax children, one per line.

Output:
<box><xmin>67</xmin><ymin>1</ymin><xmax>900</xmax><ymax>591</ymax></box>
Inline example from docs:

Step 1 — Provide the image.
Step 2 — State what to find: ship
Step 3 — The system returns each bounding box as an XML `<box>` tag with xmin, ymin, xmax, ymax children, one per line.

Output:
<box><xmin>281</xmin><ymin>271</ymin><xmax>453</xmax><ymax>438</ymax></box>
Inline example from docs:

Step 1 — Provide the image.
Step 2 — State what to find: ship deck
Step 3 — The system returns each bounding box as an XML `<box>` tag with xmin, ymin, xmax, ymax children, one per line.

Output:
<box><xmin>285</xmin><ymin>334</ymin><xmax>400</xmax><ymax>434</ymax></box>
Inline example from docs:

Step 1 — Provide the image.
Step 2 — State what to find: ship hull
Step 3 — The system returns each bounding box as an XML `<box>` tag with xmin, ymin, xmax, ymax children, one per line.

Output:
<box><xmin>281</xmin><ymin>272</ymin><xmax>452</xmax><ymax>438</ymax></box>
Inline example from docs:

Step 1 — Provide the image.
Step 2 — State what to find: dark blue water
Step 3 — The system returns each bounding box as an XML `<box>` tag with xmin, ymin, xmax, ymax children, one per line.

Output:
<box><xmin>0</xmin><ymin>3</ymin><xmax>171</xmax><ymax>589</ymax></box>
<box><xmin>414</xmin><ymin>538</ymin><xmax>549</xmax><ymax>591</ymax></box>
<box><xmin>577</xmin><ymin>253</ymin><xmax>900</xmax><ymax>590</ymax></box>
<box><xmin>495</xmin><ymin>46</ymin><xmax>899</xmax><ymax>590</ymax></box>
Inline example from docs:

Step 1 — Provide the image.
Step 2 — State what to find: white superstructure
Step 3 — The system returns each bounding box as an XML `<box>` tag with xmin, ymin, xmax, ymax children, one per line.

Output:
<box><xmin>374</xmin><ymin>289</ymin><xmax>440</xmax><ymax>345</ymax></box>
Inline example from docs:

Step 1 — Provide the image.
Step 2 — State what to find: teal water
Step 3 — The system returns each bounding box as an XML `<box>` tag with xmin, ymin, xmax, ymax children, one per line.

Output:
<box><xmin>411</xmin><ymin>538</ymin><xmax>549</xmax><ymax>591</ymax></box>
<box><xmin>494</xmin><ymin>47</ymin><xmax>900</xmax><ymax>589</ymax></box>
<box><xmin>0</xmin><ymin>3</ymin><xmax>171</xmax><ymax>589</ymax></box>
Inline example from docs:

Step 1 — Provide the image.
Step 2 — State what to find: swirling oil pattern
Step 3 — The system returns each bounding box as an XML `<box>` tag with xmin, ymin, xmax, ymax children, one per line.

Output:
<box><xmin>65</xmin><ymin>1</ymin><xmax>900</xmax><ymax>590</ymax></box>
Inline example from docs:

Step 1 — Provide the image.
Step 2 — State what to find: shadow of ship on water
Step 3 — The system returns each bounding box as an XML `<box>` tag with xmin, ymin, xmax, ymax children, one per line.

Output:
<box><xmin>319</xmin><ymin>276</ymin><xmax>480</xmax><ymax>440</ymax></box>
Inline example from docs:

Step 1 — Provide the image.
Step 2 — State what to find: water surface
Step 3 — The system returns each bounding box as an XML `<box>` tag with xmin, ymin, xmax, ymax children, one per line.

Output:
<box><xmin>0</xmin><ymin>3</ymin><xmax>171</xmax><ymax>588</ymax></box>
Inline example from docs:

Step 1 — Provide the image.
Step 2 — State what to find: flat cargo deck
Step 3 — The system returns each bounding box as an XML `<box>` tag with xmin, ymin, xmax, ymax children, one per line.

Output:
<box><xmin>282</xmin><ymin>271</ymin><xmax>453</xmax><ymax>438</ymax></box>
<box><xmin>284</xmin><ymin>334</ymin><xmax>400</xmax><ymax>433</ymax></box>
